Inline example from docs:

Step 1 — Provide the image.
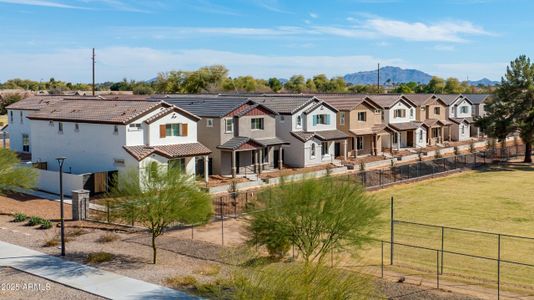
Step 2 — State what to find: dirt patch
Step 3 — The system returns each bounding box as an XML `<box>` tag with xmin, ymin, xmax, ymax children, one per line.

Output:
<box><xmin>259</xmin><ymin>163</ymin><xmax>337</xmax><ymax>179</ymax></box>
<box><xmin>0</xmin><ymin>193</ymin><xmax>72</xmax><ymax>220</ymax></box>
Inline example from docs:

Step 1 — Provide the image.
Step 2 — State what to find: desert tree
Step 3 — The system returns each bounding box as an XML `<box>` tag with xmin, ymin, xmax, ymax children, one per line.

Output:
<box><xmin>109</xmin><ymin>164</ymin><xmax>212</xmax><ymax>264</ymax></box>
<box><xmin>247</xmin><ymin>175</ymin><xmax>383</xmax><ymax>264</ymax></box>
<box><xmin>0</xmin><ymin>149</ymin><xmax>37</xmax><ymax>193</ymax></box>
<box><xmin>476</xmin><ymin>55</ymin><xmax>534</xmax><ymax>162</ymax></box>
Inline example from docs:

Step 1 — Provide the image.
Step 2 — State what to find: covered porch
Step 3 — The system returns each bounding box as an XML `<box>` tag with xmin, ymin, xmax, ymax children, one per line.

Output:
<box><xmin>424</xmin><ymin>119</ymin><xmax>452</xmax><ymax>145</ymax></box>
<box><xmin>349</xmin><ymin>125</ymin><xmax>396</xmax><ymax>157</ymax></box>
<box><xmin>388</xmin><ymin>121</ymin><xmax>428</xmax><ymax>150</ymax></box>
<box><xmin>217</xmin><ymin>137</ymin><xmax>288</xmax><ymax>178</ymax></box>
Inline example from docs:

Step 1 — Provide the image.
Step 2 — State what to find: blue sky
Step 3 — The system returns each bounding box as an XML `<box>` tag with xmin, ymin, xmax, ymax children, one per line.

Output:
<box><xmin>0</xmin><ymin>0</ymin><xmax>531</xmax><ymax>82</ymax></box>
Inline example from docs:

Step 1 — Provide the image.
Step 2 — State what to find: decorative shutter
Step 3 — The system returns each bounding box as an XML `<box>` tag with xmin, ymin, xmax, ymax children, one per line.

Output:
<box><xmin>181</xmin><ymin>124</ymin><xmax>188</xmax><ymax>136</ymax></box>
<box><xmin>160</xmin><ymin>125</ymin><xmax>166</xmax><ymax>138</ymax></box>
<box><xmin>326</xmin><ymin>114</ymin><xmax>331</xmax><ymax>125</ymax></box>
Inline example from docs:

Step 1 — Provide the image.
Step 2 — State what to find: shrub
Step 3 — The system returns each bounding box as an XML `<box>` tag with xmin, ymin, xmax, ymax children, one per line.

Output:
<box><xmin>12</xmin><ymin>213</ymin><xmax>28</xmax><ymax>223</ymax></box>
<box><xmin>96</xmin><ymin>232</ymin><xmax>120</xmax><ymax>243</ymax></box>
<box><xmin>86</xmin><ymin>252</ymin><xmax>114</xmax><ymax>264</ymax></box>
<box><xmin>66</xmin><ymin>228</ymin><xmax>88</xmax><ymax>238</ymax></box>
<box><xmin>194</xmin><ymin>264</ymin><xmax>221</xmax><ymax>276</ymax></box>
<box><xmin>434</xmin><ymin>149</ymin><xmax>442</xmax><ymax>159</ymax></box>
<box><xmin>39</xmin><ymin>220</ymin><xmax>52</xmax><ymax>230</ymax></box>
<box><xmin>469</xmin><ymin>142</ymin><xmax>476</xmax><ymax>153</ymax></box>
<box><xmin>43</xmin><ymin>237</ymin><xmax>59</xmax><ymax>247</ymax></box>
<box><xmin>165</xmin><ymin>275</ymin><xmax>198</xmax><ymax>288</ymax></box>
<box><xmin>27</xmin><ymin>216</ymin><xmax>45</xmax><ymax>226</ymax></box>
<box><xmin>453</xmin><ymin>146</ymin><xmax>460</xmax><ymax>156</ymax></box>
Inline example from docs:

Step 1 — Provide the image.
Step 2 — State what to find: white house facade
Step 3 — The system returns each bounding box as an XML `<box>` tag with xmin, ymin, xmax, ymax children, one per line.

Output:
<box><xmin>438</xmin><ymin>94</ymin><xmax>474</xmax><ymax>141</ymax></box>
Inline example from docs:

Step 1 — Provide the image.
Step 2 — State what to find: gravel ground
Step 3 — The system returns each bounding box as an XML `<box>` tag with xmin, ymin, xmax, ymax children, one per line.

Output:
<box><xmin>0</xmin><ymin>193</ymin><xmax>72</xmax><ymax>220</ymax></box>
<box><xmin>376</xmin><ymin>279</ymin><xmax>480</xmax><ymax>300</ymax></box>
<box><xmin>0</xmin><ymin>267</ymin><xmax>104</xmax><ymax>300</ymax></box>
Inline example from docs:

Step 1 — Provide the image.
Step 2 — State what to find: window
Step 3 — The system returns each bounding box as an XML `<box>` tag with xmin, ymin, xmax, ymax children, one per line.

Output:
<box><xmin>420</xmin><ymin>130</ymin><xmax>424</xmax><ymax>141</ymax></box>
<box><xmin>225</xmin><ymin>119</ymin><xmax>233</xmax><ymax>133</ymax></box>
<box><xmin>461</xmin><ymin>125</ymin><xmax>465</xmax><ymax>134</ymax></box>
<box><xmin>251</xmin><ymin>118</ymin><xmax>264</xmax><ymax>130</ymax></box>
<box><xmin>394</xmin><ymin>109</ymin><xmax>406</xmax><ymax>118</ymax></box>
<box><xmin>357</xmin><ymin>111</ymin><xmax>367</xmax><ymax>121</ymax></box>
<box><xmin>10</xmin><ymin>111</ymin><xmax>13</xmax><ymax>122</ymax></box>
<box><xmin>49</xmin><ymin>121</ymin><xmax>54</xmax><ymax>127</ymax></box>
<box><xmin>206</xmin><ymin>119</ymin><xmax>213</xmax><ymax>128</ymax></box>
<box><xmin>58</xmin><ymin>122</ymin><xmax>63</xmax><ymax>134</ymax></box>
<box><xmin>356</xmin><ymin>136</ymin><xmax>364</xmax><ymax>150</ymax></box>
<box><xmin>296</xmin><ymin>115</ymin><xmax>302</xmax><ymax>128</ymax></box>
<box><xmin>113</xmin><ymin>125</ymin><xmax>119</xmax><ymax>135</ymax></box>
<box><xmin>310</xmin><ymin>143</ymin><xmax>316</xmax><ymax>158</ymax></box>
<box><xmin>340</xmin><ymin>112</ymin><xmax>345</xmax><ymax>125</ymax></box>
<box><xmin>432</xmin><ymin>128</ymin><xmax>439</xmax><ymax>138</ymax></box>
<box><xmin>460</xmin><ymin>106</ymin><xmax>469</xmax><ymax>114</ymax></box>
<box><xmin>169</xmin><ymin>158</ymin><xmax>186</xmax><ymax>172</ymax></box>
<box><xmin>393</xmin><ymin>133</ymin><xmax>398</xmax><ymax>144</ymax></box>
<box><xmin>321</xmin><ymin>142</ymin><xmax>329</xmax><ymax>156</ymax></box>
<box><xmin>22</xmin><ymin>134</ymin><xmax>29</xmax><ymax>152</ymax></box>
<box><xmin>128</xmin><ymin>123</ymin><xmax>141</xmax><ymax>131</ymax></box>
<box><xmin>113</xmin><ymin>159</ymin><xmax>125</xmax><ymax>166</ymax></box>
<box><xmin>314</xmin><ymin>114</ymin><xmax>330</xmax><ymax>125</ymax></box>
<box><xmin>410</xmin><ymin>108</ymin><xmax>414</xmax><ymax>118</ymax></box>
<box><xmin>74</xmin><ymin>123</ymin><xmax>80</xmax><ymax>132</ymax></box>
<box><xmin>434</xmin><ymin>107</ymin><xmax>441</xmax><ymax>115</ymax></box>
<box><xmin>280</xmin><ymin>115</ymin><xmax>285</xmax><ymax>122</ymax></box>
<box><xmin>381</xmin><ymin>110</ymin><xmax>385</xmax><ymax>121</ymax></box>
<box><xmin>20</xmin><ymin>111</ymin><xmax>23</xmax><ymax>124</ymax></box>
<box><xmin>160</xmin><ymin>124</ymin><xmax>188</xmax><ymax>137</ymax></box>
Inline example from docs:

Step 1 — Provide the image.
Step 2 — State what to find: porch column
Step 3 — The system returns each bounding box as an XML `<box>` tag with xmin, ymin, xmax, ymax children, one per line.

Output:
<box><xmin>203</xmin><ymin>155</ymin><xmax>209</xmax><ymax>183</ymax></box>
<box><xmin>253</xmin><ymin>150</ymin><xmax>258</xmax><ymax>173</ymax></box>
<box><xmin>278</xmin><ymin>147</ymin><xmax>283</xmax><ymax>170</ymax></box>
<box><xmin>343</xmin><ymin>139</ymin><xmax>347</xmax><ymax>160</ymax></box>
<box><xmin>259</xmin><ymin>148</ymin><xmax>263</xmax><ymax>174</ymax></box>
<box><xmin>354</xmin><ymin>137</ymin><xmax>358</xmax><ymax>157</ymax></box>
<box><xmin>448</xmin><ymin>126</ymin><xmax>452</xmax><ymax>142</ymax></box>
<box><xmin>396</xmin><ymin>132</ymin><xmax>401</xmax><ymax>151</ymax></box>
<box><xmin>231</xmin><ymin>151</ymin><xmax>236</xmax><ymax>178</ymax></box>
<box><xmin>390</xmin><ymin>134</ymin><xmax>394</xmax><ymax>154</ymax></box>
<box><xmin>373</xmin><ymin>135</ymin><xmax>377</xmax><ymax>156</ymax></box>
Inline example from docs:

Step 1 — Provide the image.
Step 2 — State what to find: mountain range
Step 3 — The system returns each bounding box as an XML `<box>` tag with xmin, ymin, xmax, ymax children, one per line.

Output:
<box><xmin>343</xmin><ymin>66</ymin><xmax>498</xmax><ymax>86</ymax></box>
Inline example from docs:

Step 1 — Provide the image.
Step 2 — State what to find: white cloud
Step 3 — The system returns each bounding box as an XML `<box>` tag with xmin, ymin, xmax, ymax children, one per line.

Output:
<box><xmin>0</xmin><ymin>0</ymin><xmax>85</xmax><ymax>9</ymax></box>
<box><xmin>309</xmin><ymin>12</ymin><xmax>318</xmax><ymax>18</ymax></box>
<box><xmin>432</xmin><ymin>62</ymin><xmax>506</xmax><ymax>80</ymax></box>
<box><xmin>0</xmin><ymin>47</ymin><xmax>407</xmax><ymax>82</ymax></box>
<box><xmin>364</xmin><ymin>18</ymin><xmax>492</xmax><ymax>42</ymax></box>
<box><xmin>115</xmin><ymin>17</ymin><xmax>493</xmax><ymax>43</ymax></box>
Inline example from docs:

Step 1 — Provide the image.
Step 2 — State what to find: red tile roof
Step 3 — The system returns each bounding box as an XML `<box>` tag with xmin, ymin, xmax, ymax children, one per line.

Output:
<box><xmin>123</xmin><ymin>143</ymin><xmax>212</xmax><ymax>161</ymax></box>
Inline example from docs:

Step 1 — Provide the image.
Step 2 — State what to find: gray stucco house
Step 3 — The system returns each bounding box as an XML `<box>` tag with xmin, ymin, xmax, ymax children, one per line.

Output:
<box><xmin>153</xmin><ymin>96</ymin><xmax>287</xmax><ymax>178</ymax></box>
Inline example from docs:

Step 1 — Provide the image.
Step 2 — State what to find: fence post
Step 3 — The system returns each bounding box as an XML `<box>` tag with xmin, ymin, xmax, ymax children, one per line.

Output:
<box><xmin>390</xmin><ymin>196</ymin><xmax>394</xmax><ymax>265</ymax></box>
<box><xmin>107</xmin><ymin>202</ymin><xmax>110</xmax><ymax>224</ymax></box>
<box><xmin>191</xmin><ymin>224</ymin><xmax>194</xmax><ymax>239</ymax></box>
<box><xmin>379</xmin><ymin>169</ymin><xmax>383</xmax><ymax>187</ymax></box>
<box><xmin>417</xmin><ymin>161</ymin><xmax>420</xmax><ymax>177</ymax></box>
<box><xmin>498</xmin><ymin>234</ymin><xmax>501</xmax><ymax>300</ymax></box>
<box><xmin>381</xmin><ymin>240</ymin><xmax>384</xmax><ymax>278</ymax></box>
<box><xmin>220</xmin><ymin>197</ymin><xmax>224</xmax><ymax>247</ymax></box>
<box><xmin>474</xmin><ymin>152</ymin><xmax>477</xmax><ymax>167</ymax></box>
<box><xmin>436</xmin><ymin>250</ymin><xmax>440</xmax><ymax>289</ymax></box>
<box><xmin>441</xmin><ymin>226</ymin><xmax>444</xmax><ymax>275</ymax></box>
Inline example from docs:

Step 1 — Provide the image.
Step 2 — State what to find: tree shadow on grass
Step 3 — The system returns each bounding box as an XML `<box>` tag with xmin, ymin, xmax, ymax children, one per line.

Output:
<box><xmin>476</xmin><ymin>163</ymin><xmax>534</xmax><ymax>174</ymax></box>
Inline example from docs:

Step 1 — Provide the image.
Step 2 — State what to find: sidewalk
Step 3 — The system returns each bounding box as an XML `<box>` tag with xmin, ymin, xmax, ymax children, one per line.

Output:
<box><xmin>0</xmin><ymin>241</ymin><xmax>198</xmax><ymax>299</ymax></box>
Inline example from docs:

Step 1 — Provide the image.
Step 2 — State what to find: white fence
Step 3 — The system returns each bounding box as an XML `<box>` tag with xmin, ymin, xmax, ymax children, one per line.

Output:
<box><xmin>35</xmin><ymin>168</ymin><xmax>90</xmax><ymax>197</ymax></box>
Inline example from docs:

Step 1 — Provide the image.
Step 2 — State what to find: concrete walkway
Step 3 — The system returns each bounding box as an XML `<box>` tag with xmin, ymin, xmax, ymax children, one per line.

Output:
<box><xmin>0</xmin><ymin>241</ymin><xmax>197</xmax><ymax>300</ymax></box>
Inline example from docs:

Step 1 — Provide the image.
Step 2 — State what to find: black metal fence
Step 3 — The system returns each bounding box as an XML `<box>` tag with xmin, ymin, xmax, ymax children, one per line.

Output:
<box><xmin>384</xmin><ymin>197</ymin><xmax>534</xmax><ymax>299</ymax></box>
<box><xmin>353</xmin><ymin>144</ymin><xmax>525</xmax><ymax>189</ymax></box>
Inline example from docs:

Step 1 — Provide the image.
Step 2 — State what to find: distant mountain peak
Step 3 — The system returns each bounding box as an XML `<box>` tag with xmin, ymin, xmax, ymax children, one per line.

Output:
<box><xmin>344</xmin><ymin>66</ymin><xmax>433</xmax><ymax>85</ymax></box>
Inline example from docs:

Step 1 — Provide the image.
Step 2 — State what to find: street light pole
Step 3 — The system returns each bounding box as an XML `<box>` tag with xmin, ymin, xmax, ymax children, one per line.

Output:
<box><xmin>56</xmin><ymin>157</ymin><xmax>66</xmax><ymax>257</ymax></box>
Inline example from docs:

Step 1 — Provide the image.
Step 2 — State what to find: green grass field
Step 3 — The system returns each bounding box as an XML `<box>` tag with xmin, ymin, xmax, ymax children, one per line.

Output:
<box><xmin>349</xmin><ymin>164</ymin><xmax>534</xmax><ymax>296</ymax></box>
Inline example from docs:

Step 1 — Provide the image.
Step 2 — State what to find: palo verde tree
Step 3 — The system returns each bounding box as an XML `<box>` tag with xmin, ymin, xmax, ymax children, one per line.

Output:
<box><xmin>109</xmin><ymin>164</ymin><xmax>212</xmax><ymax>264</ymax></box>
<box><xmin>247</xmin><ymin>175</ymin><xmax>383</xmax><ymax>264</ymax></box>
<box><xmin>0</xmin><ymin>149</ymin><xmax>37</xmax><ymax>193</ymax></box>
<box><xmin>476</xmin><ymin>55</ymin><xmax>534</xmax><ymax>162</ymax></box>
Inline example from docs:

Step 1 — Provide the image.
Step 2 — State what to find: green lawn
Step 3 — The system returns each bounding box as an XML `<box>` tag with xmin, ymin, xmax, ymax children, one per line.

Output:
<box><xmin>351</xmin><ymin>164</ymin><xmax>534</xmax><ymax>295</ymax></box>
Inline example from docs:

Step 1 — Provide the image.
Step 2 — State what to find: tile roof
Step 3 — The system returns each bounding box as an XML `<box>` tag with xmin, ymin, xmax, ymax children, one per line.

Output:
<box><xmin>450</xmin><ymin>117</ymin><xmax>474</xmax><ymax>124</ymax></box>
<box><xmin>389</xmin><ymin>121</ymin><xmax>426</xmax><ymax>131</ymax></box>
<box><xmin>366</xmin><ymin>94</ymin><xmax>416</xmax><ymax>109</ymax></box>
<box><xmin>350</xmin><ymin>124</ymin><xmax>396</xmax><ymax>135</ymax></box>
<box><xmin>463</xmin><ymin>94</ymin><xmax>491</xmax><ymax>105</ymax></box>
<box><xmin>251</xmin><ymin>96</ymin><xmax>317</xmax><ymax>114</ymax></box>
<box><xmin>123</xmin><ymin>143</ymin><xmax>211</xmax><ymax>161</ymax></box>
<box><xmin>6</xmin><ymin>95</ymin><xmax>81</xmax><ymax>111</ymax></box>
<box><xmin>217</xmin><ymin>137</ymin><xmax>261</xmax><ymax>150</ymax></box>
<box><xmin>150</xmin><ymin>96</ymin><xmax>250</xmax><ymax>117</ymax></box>
<box><xmin>291</xmin><ymin>130</ymin><xmax>348</xmax><ymax>142</ymax></box>
<box><xmin>144</xmin><ymin>106</ymin><xmax>200</xmax><ymax>124</ymax></box>
<box><xmin>435</xmin><ymin>94</ymin><xmax>463</xmax><ymax>105</ymax></box>
<box><xmin>254</xmin><ymin>137</ymin><xmax>289</xmax><ymax>147</ymax></box>
<box><xmin>404</xmin><ymin>94</ymin><xmax>436</xmax><ymax>106</ymax></box>
<box><xmin>317</xmin><ymin>95</ymin><xmax>368</xmax><ymax>110</ymax></box>
<box><xmin>423</xmin><ymin>119</ymin><xmax>448</xmax><ymax>128</ymax></box>
<box><xmin>27</xmin><ymin>100</ymin><xmax>168</xmax><ymax>124</ymax></box>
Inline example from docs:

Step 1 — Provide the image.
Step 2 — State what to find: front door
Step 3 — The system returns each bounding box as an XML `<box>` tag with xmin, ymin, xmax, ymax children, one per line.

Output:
<box><xmin>334</xmin><ymin>142</ymin><xmax>341</xmax><ymax>157</ymax></box>
<box><xmin>235</xmin><ymin>152</ymin><xmax>240</xmax><ymax>174</ymax></box>
<box><xmin>407</xmin><ymin>131</ymin><xmax>414</xmax><ymax>147</ymax></box>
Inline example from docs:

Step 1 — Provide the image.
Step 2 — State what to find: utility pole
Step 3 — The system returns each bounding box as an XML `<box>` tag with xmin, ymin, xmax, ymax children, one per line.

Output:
<box><xmin>377</xmin><ymin>63</ymin><xmax>380</xmax><ymax>94</ymax></box>
<box><xmin>92</xmin><ymin>48</ymin><xmax>96</xmax><ymax>96</ymax></box>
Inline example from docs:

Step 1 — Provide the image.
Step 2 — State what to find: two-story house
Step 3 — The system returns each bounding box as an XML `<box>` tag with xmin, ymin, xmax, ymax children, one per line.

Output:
<box><xmin>254</xmin><ymin>96</ymin><xmax>349</xmax><ymax>167</ymax></box>
<box><xmin>6</xmin><ymin>95</ymin><xmax>74</xmax><ymax>155</ymax></box>
<box><xmin>366</xmin><ymin>95</ymin><xmax>428</xmax><ymax>150</ymax></box>
<box><xmin>26</xmin><ymin>99</ymin><xmax>211</xmax><ymax>181</ymax></box>
<box><xmin>155</xmin><ymin>96</ymin><xmax>287</xmax><ymax>178</ymax></box>
<box><xmin>437</xmin><ymin>94</ymin><xmax>474</xmax><ymax>141</ymax></box>
<box><xmin>464</xmin><ymin>94</ymin><xmax>492</xmax><ymax>138</ymax></box>
<box><xmin>406</xmin><ymin>94</ymin><xmax>453</xmax><ymax>145</ymax></box>
<box><xmin>322</xmin><ymin>95</ymin><xmax>395</xmax><ymax>157</ymax></box>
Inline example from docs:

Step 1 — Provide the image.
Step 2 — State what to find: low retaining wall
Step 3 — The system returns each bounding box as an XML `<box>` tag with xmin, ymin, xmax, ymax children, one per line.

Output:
<box><xmin>35</xmin><ymin>169</ymin><xmax>90</xmax><ymax>197</ymax></box>
<box><xmin>264</xmin><ymin>166</ymin><xmax>347</xmax><ymax>185</ymax></box>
